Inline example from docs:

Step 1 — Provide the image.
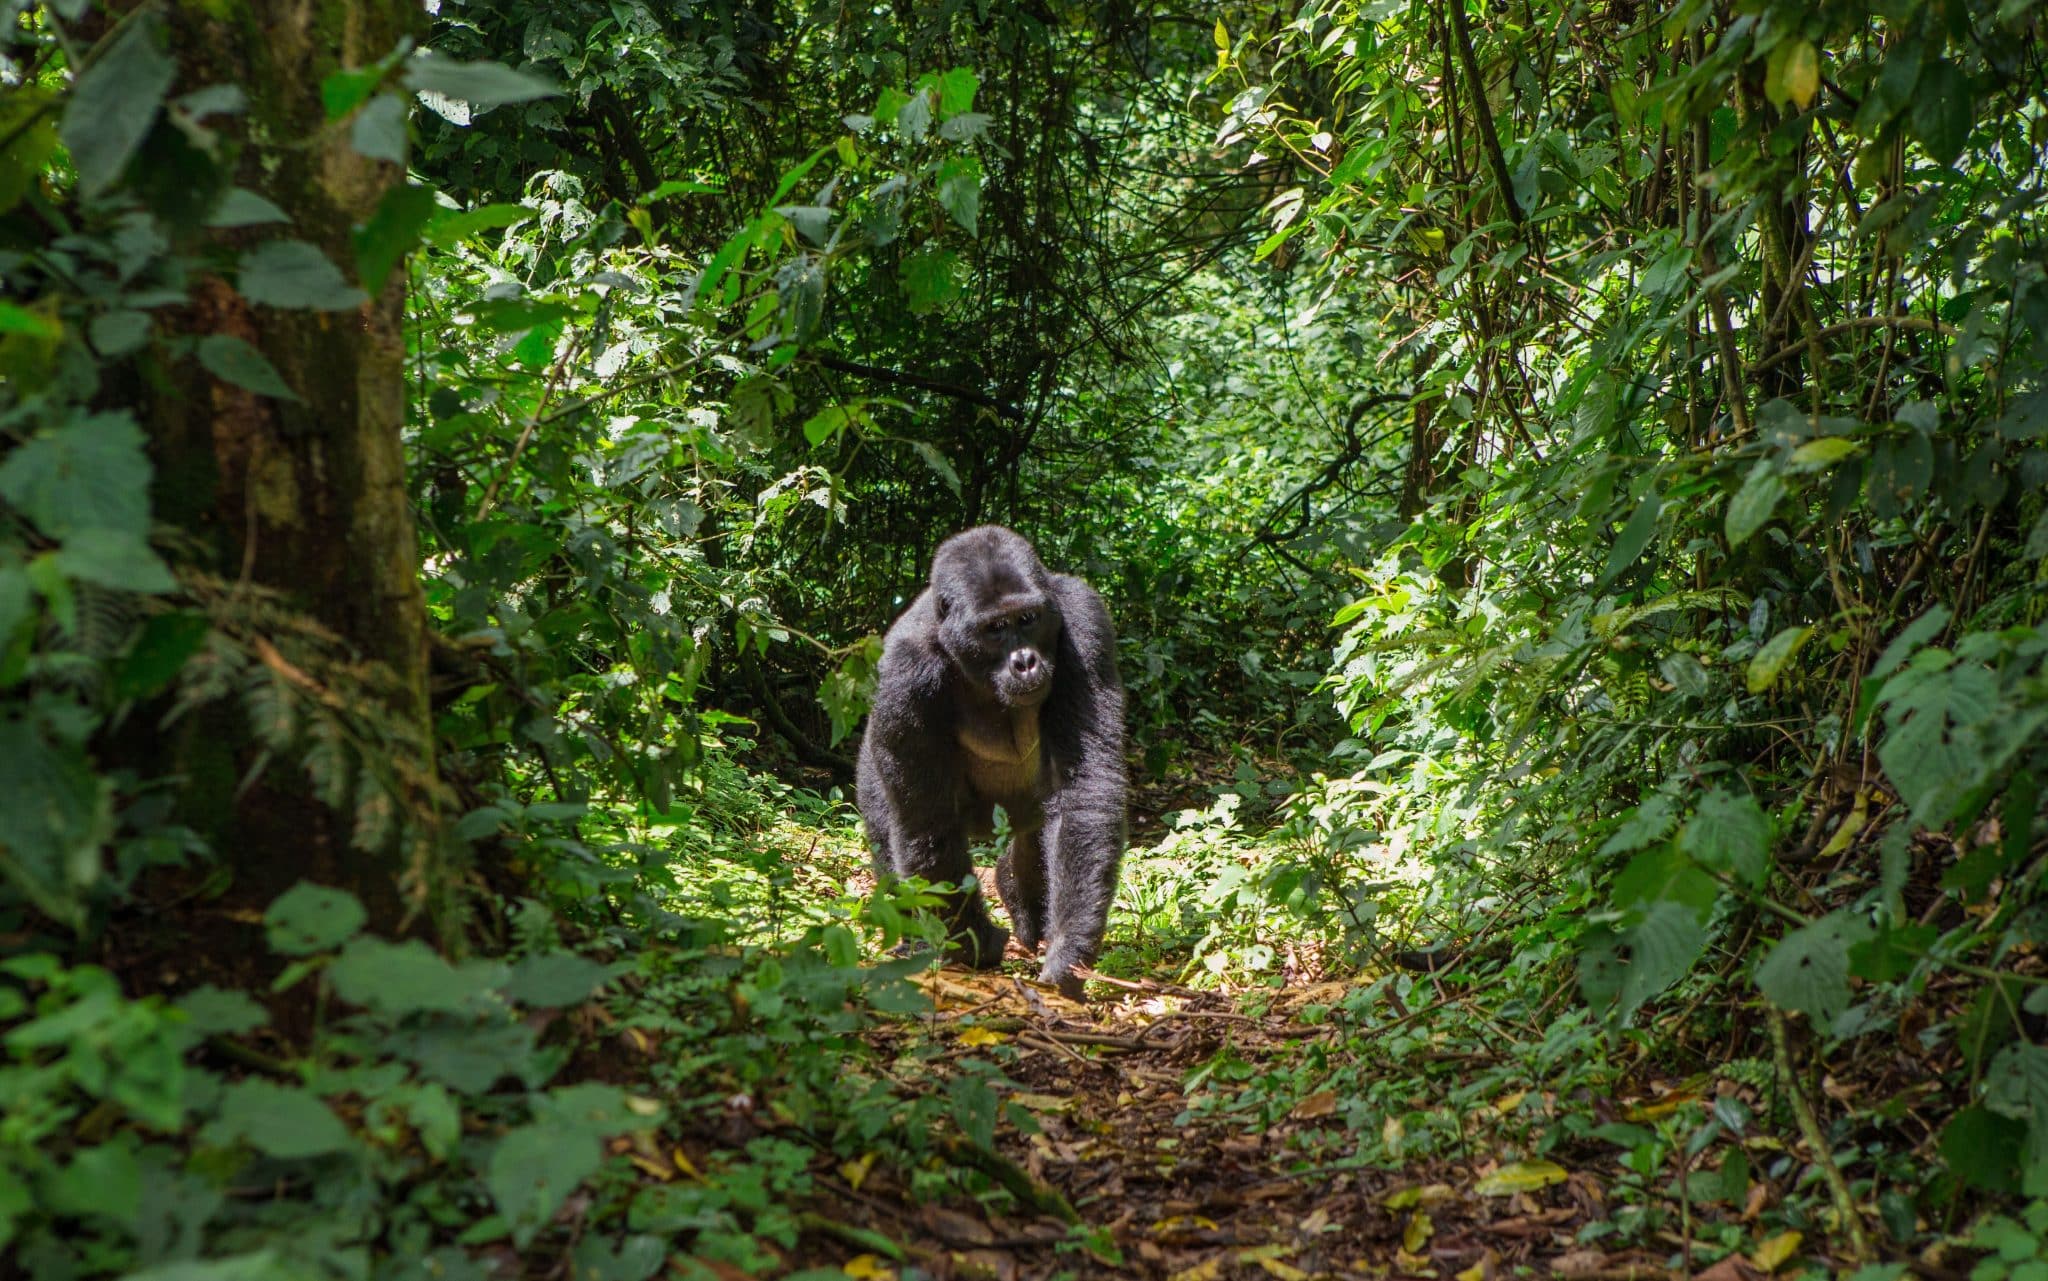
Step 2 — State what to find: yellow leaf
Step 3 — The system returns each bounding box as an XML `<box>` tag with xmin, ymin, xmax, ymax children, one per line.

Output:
<box><xmin>843</xmin><ymin>1255</ymin><xmax>895</xmax><ymax>1280</ymax></box>
<box><xmin>1494</xmin><ymin>1090</ymin><xmax>1527</xmax><ymax>1114</ymax></box>
<box><xmin>1383</xmin><ymin>1183</ymin><xmax>1454</xmax><ymax>1209</ymax></box>
<box><xmin>1456</xmin><ymin>1266</ymin><xmax>1485</xmax><ymax>1281</ymax></box>
<box><xmin>1473</xmin><ymin>1160</ymin><xmax>1569</xmax><ymax>1196</ymax></box>
<box><xmin>1622</xmin><ymin>1092</ymin><xmax>1699</xmax><ymax>1122</ymax></box>
<box><xmin>1239</xmin><ymin>1247</ymin><xmax>1308</xmax><ymax>1281</ymax></box>
<box><xmin>956</xmin><ymin>1025</ymin><xmax>1007</xmax><ymax>1047</ymax></box>
<box><xmin>1751</xmin><ymin>1230</ymin><xmax>1803</xmax><ymax>1272</ymax></box>
<box><xmin>1010</xmin><ymin>1092</ymin><xmax>1072</xmax><ymax>1113</ymax></box>
<box><xmin>672</xmin><ymin>1148</ymin><xmax>704</xmax><ymax>1181</ymax></box>
<box><xmin>1214</xmin><ymin>18</ymin><xmax>1230</xmax><ymax>49</ymax></box>
<box><xmin>624</xmin><ymin>1094</ymin><xmax>662</xmax><ymax>1116</ymax></box>
<box><xmin>1784</xmin><ymin>41</ymin><xmax>1820</xmax><ymax>109</ymax></box>
<box><xmin>627</xmin><ymin>1154</ymin><xmax>673</xmax><ymax>1181</ymax></box>
<box><xmin>1152</xmin><ymin>1215</ymin><xmax>1221</xmax><ymax>1234</ymax></box>
<box><xmin>1383</xmin><ymin>1113</ymin><xmax>1405</xmax><ymax>1156</ymax></box>
<box><xmin>1402</xmin><ymin>1210</ymin><xmax>1433</xmax><ymax>1254</ymax></box>
<box><xmin>1171</xmin><ymin>1259</ymin><xmax>1225</xmax><ymax>1281</ymax></box>
<box><xmin>1291</xmin><ymin>1089</ymin><xmax>1339</xmax><ymax>1120</ymax></box>
<box><xmin>839</xmin><ymin>1150</ymin><xmax>877</xmax><ymax>1191</ymax></box>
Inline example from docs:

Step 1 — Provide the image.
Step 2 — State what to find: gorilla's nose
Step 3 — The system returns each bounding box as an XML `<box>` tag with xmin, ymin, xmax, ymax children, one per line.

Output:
<box><xmin>1011</xmin><ymin>650</ymin><xmax>1039</xmax><ymax>676</ymax></box>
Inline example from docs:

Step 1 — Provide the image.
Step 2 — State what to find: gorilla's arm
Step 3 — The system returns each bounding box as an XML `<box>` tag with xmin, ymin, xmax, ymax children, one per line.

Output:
<box><xmin>1037</xmin><ymin>573</ymin><xmax>1128</xmax><ymax>993</ymax></box>
<box><xmin>860</xmin><ymin>600</ymin><xmax>1010</xmax><ymax>965</ymax></box>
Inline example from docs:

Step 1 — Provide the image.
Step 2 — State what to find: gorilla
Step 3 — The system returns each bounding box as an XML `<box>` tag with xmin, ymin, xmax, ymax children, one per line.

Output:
<box><xmin>857</xmin><ymin>526</ymin><xmax>1127</xmax><ymax>998</ymax></box>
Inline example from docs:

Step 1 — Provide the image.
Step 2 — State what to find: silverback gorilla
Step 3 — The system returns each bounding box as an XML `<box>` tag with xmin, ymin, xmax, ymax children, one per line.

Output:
<box><xmin>857</xmin><ymin>526</ymin><xmax>1127</xmax><ymax>998</ymax></box>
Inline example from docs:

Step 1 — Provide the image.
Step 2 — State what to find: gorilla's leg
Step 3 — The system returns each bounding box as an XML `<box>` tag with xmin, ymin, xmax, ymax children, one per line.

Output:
<box><xmin>1039</xmin><ymin>806</ymin><xmax>1124</xmax><ymax>997</ymax></box>
<box><xmin>894</xmin><ymin>829</ymin><xmax>1009</xmax><ymax>969</ymax></box>
<box><xmin>997</xmin><ymin>822</ymin><xmax>1050</xmax><ymax>952</ymax></box>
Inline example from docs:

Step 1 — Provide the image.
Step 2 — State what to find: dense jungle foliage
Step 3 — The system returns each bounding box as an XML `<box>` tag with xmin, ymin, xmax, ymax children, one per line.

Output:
<box><xmin>5</xmin><ymin>0</ymin><xmax>2048</xmax><ymax>1276</ymax></box>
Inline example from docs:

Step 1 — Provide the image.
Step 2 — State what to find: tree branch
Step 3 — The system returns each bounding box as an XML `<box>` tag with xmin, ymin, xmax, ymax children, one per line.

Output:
<box><xmin>814</xmin><ymin>354</ymin><xmax>1022</xmax><ymax>420</ymax></box>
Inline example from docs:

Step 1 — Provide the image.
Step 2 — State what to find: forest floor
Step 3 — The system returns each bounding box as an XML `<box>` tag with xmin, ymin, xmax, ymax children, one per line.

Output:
<box><xmin>786</xmin><ymin>964</ymin><xmax>1734</xmax><ymax>1281</ymax></box>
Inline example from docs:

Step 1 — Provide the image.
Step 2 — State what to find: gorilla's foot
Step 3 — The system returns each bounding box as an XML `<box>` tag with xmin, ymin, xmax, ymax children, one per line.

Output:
<box><xmin>947</xmin><ymin>920</ymin><xmax>1011</xmax><ymax>970</ymax></box>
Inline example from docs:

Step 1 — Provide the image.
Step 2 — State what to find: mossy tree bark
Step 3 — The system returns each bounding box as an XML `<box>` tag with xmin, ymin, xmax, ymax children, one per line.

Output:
<box><xmin>141</xmin><ymin>0</ymin><xmax>438</xmax><ymax>932</ymax></box>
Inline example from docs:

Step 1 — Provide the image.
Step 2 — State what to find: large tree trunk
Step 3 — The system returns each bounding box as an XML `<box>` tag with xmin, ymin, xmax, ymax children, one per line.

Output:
<box><xmin>143</xmin><ymin>0</ymin><xmax>438</xmax><ymax>932</ymax></box>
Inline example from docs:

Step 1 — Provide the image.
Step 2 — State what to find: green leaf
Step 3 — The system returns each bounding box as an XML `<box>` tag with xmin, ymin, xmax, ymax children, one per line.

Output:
<box><xmin>1602</xmin><ymin>490</ymin><xmax>1661</xmax><ymax>582</ymax></box>
<box><xmin>1910</xmin><ymin>60</ymin><xmax>1972</xmax><ymax>166</ymax></box>
<box><xmin>403</xmin><ymin>52</ymin><xmax>559</xmax><ymax>110</ymax></box>
<box><xmin>0</xmin><ymin>567</ymin><xmax>29</xmax><ymax>646</ymax></box>
<box><xmin>349</xmin><ymin>91</ymin><xmax>408</xmax><ymax>163</ymax></box>
<box><xmin>1764</xmin><ymin>39</ymin><xmax>1820</xmax><ymax>110</ymax></box>
<box><xmin>176</xmin><ymin>985</ymin><xmax>267</xmax><ymax>1036</ymax></box>
<box><xmin>802</xmin><ymin>406</ymin><xmax>852</xmax><ymax>446</ymax></box>
<box><xmin>936</xmin><ymin>155</ymin><xmax>980</xmax><ymax>235</ymax></box>
<box><xmin>321</xmin><ymin>65</ymin><xmax>387</xmax><ymax>121</ymax></box>
<box><xmin>0</xmin><ymin>301</ymin><xmax>61</xmax><ymax>339</ymax></box>
<box><xmin>197</xmin><ymin>334</ymin><xmax>302</xmax><ymax>402</ymax></box>
<box><xmin>1617</xmin><ymin>899</ymin><xmax>1709</xmax><ymax>1021</ymax></box>
<box><xmin>1611</xmin><ymin>843</ymin><xmax>1718</xmax><ymax>916</ymax></box>
<box><xmin>1754</xmin><ymin>911</ymin><xmax>1869</xmax><ymax>1023</ymax></box>
<box><xmin>505</xmin><ymin>952</ymin><xmax>617</xmax><ymax>1007</ymax></box>
<box><xmin>236</xmin><ymin>241</ymin><xmax>368</xmax><ymax>311</ymax></box>
<box><xmin>355</xmin><ymin>183</ymin><xmax>440</xmax><ymax>290</ymax></box>
<box><xmin>420</xmin><ymin>201</ymin><xmax>533</xmax><ymax>248</ymax></box>
<box><xmin>489</xmin><ymin>1123</ymin><xmax>602</xmax><ymax>1244</ymax></box>
<box><xmin>1678</xmin><ymin>789</ymin><xmax>1772</xmax><ymax>888</ymax></box>
<box><xmin>54</xmin><ymin>531</ymin><xmax>175</xmax><ymax>593</ymax></box>
<box><xmin>909</xmin><ymin>441</ymin><xmax>961</xmax><ymax>496</ymax></box>
<box><xmin>113</xmin><ymin>610</ymin><xmax>210</xmax><ymax>699</ymax></box>
<box><xmin>89</xmin><ymin>310</ymin><xmax>151</xmax><ymax>356</ymax></box>
<box><xmin>1746</xmin><ymin>624</ymin><xmax>1812</xmax><ymax>693</ymax></box>
<box><xmin>0</xmin><ymin>410</ymin><xmax>152</xmax><ymax>539</ymax></box>
<box><xmin>1942</xmin><ymin>1106</ymin><xmax>2021</xmax><ymax>1191</ymax></box>
<box><xmin>206</xmin><ymin>188</ymin><xmax>290</xmax><ymax>228</ymax></box>
<box><xmin>1789</xmin><ymin>436</ymin><xmax>1861</xmax><ymax>470</ymax></box>
<box><xmin>264</xmin><ymin>882</ymin><xmax>367</xmax><ymax>956</ymax></box>
<box><xmin>1725</xmin><ymin>462</ymin><xmax>1785</xmax><ymax>547</ymax></box>
<box><xmin>1658</xmin><ymin>652</ymin><xmax>1710</xmax><ymax>698</ymax></box>
<box><xmin>59</xmin><ymin>11</ymin><xmax>176</xmax><ymax>197</ymax></box>
<box><xmin>937</xmin><ymin>67</ymin><xmax>978</xmax><ymax>117</ymax></box>
<box><xmin>328</xmin><ymin>937</ymin><xmax>506</xmax><ymax>1015</ymax></box>
<box><xmin>0</xmin><ymin>716</ymin><xmax>111</xmax><ymax>930</ymax></box>
<box><xmin>209</xmin><ymin>1080</ymin><xmax>354</xmax><ymax>1159</ymax></box>
<box><xmin>900</xmin><ymin>246</ymin><xmax>963</xmax><ymax>314</ymax></box>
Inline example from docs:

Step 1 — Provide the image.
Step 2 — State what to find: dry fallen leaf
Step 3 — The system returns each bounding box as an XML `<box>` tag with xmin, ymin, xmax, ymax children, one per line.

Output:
<box><xmin>956</xmin><ymin>1024</ymin><xmax>1008</xmax><ymax>1047</ymax></box>
<box><xmin>839</xmin><ymin>1151</ymin><xmax>877</xmax><ymax>1191</ymax></box>
<box><xmin>1402</xmin><ymin>1209</ymin><xmax>1434</xmax><ymax>1254</ymax></box>
<box><xmin>1548</xmin><ymin>1249</ymin><xmax>1608</xmax><ymax>1277</ymax></box>
<box><xmin>1291</xmin><ymin>1089</ymin><xmax>1339</xmax><ymax>1120</ymax></box>
<box><xmin>1169</xmin><ymin>1258</ymin><xmax>1225</xmax><ymax>1281</ymax></box>
<box><xmin>1238</xmin><ymin>1245</ymin><xmax>1309</xmax><ymax>1281</ymax></box>
<box><xmin>842</xmin><ymin>1255</ymin><xmax>896</xmax><ymax>1280</ymax></box>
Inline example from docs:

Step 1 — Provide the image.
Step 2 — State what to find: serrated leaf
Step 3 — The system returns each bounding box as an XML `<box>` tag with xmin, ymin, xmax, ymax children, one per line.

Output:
<box><xmin>60</xmin><ymin>12</ymin><xmax>176</xmax><ymax>197</ymax></box>
<box><xmin>90</xmin><ymin>310</ymin><xmax>151</xmax><ymax>356</ymax></box>
<box><xmin>210</xmin><ymin>1080</ymin><xmax>354</xmax><ymax>1159</ymax></box>
<box><xmin>177</xmin><ymin>985</ymin><xmax>267</xmax><ymax>1036</ymax></box>
<box><xmin>1755</xmin><ymin>911</ymin><xmax>1869</xmax><ymax>1022</ymax></box>
<box><xmin>505</xmin><ymin>952</ymin><xmax>616</xmax><ymax>1007</ymax></box>
<box><xmin>237</xmin><ymin>241</ymin><xmax>368</xmax><ymax>311</ymax></box>
<box><xmin>936</xmin><ymin>67</ymin><xmax>978</xmax><ymax>117</ymax></box>
<box><xmin>328</xmin><ymin>937</ymin><xmax>506</xmax><ymax>1015</ymax></box>
<box><xmin>54</xmin><ymin>530</ymin><xmax>175</xmax><ymax>593</ymax></box>
<box><xmin>490</xmin><ymin>1123</ymin><xmax>602</xmax><ymax>1244</ymax></box>
<box><xmin>420</xmin><ymin>202</ymin><xmax>533</xmax><ymax>248</ymax></box>
<box><xmin>1726</xmin><ymin>463</ymin><xmax>1785</xmax><ymax>547</ymax></box>
<box><xmin>264</xmin><ymin>882</ymin><xmax>367</xmax><ymax>956</ymax></box>
<box><xmin>1679</xmin><ymin>789</ymin><xmax>1772</xmax><ymax>887</ymax></box>
<box><xmin>1618</xmin><ymin>899</ymin><xmax>1709</xmax><ymax>1020</ymax></box>
<box><xmin>197</xmin><ymin>334</ymin><xmax>302</xmax><ymax>402</ymax></box>
<box><xmin>0</xmin><ymin>411</ymin><xmax>152</xmax><ymax>539</ymax></box>
<box><xmin>1747</xmin><ymin>625</ymin><xmax>1813</xmax><ymax>693</ymax></box>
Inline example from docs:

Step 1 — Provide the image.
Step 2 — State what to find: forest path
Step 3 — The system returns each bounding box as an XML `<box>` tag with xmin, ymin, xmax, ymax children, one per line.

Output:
<box><xmin>823</xmin><ymin>967</ymin><xmax>1682</xmax><ymax>1281</ymax></box>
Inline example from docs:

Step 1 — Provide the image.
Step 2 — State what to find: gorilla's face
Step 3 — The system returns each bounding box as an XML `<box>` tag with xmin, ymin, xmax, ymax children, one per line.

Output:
<box><xmin>931</xmin><ymin>530</ymin><xmax>1063</xmax><ymax>709</ymax></box>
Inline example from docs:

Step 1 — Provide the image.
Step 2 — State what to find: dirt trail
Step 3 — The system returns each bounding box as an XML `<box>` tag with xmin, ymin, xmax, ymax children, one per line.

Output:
<box><xmin>814</xmin><ymin>970</ymin><xmax>1660</xmax><ymax>1281</ymax></box>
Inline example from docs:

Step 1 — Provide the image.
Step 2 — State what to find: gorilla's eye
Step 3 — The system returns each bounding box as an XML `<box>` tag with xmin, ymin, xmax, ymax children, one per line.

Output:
<box><xmin>1017</xmin><ymin>612</ymin><xmax>1037</xmax><ymax>627</ymax></box>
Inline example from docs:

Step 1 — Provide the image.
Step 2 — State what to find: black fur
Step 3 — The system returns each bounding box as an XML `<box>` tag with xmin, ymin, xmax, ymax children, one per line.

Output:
<box><xmin>857</xmin><ymin>526</ymin><xmax>1127</xmax><ymax>998</ymax></box>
